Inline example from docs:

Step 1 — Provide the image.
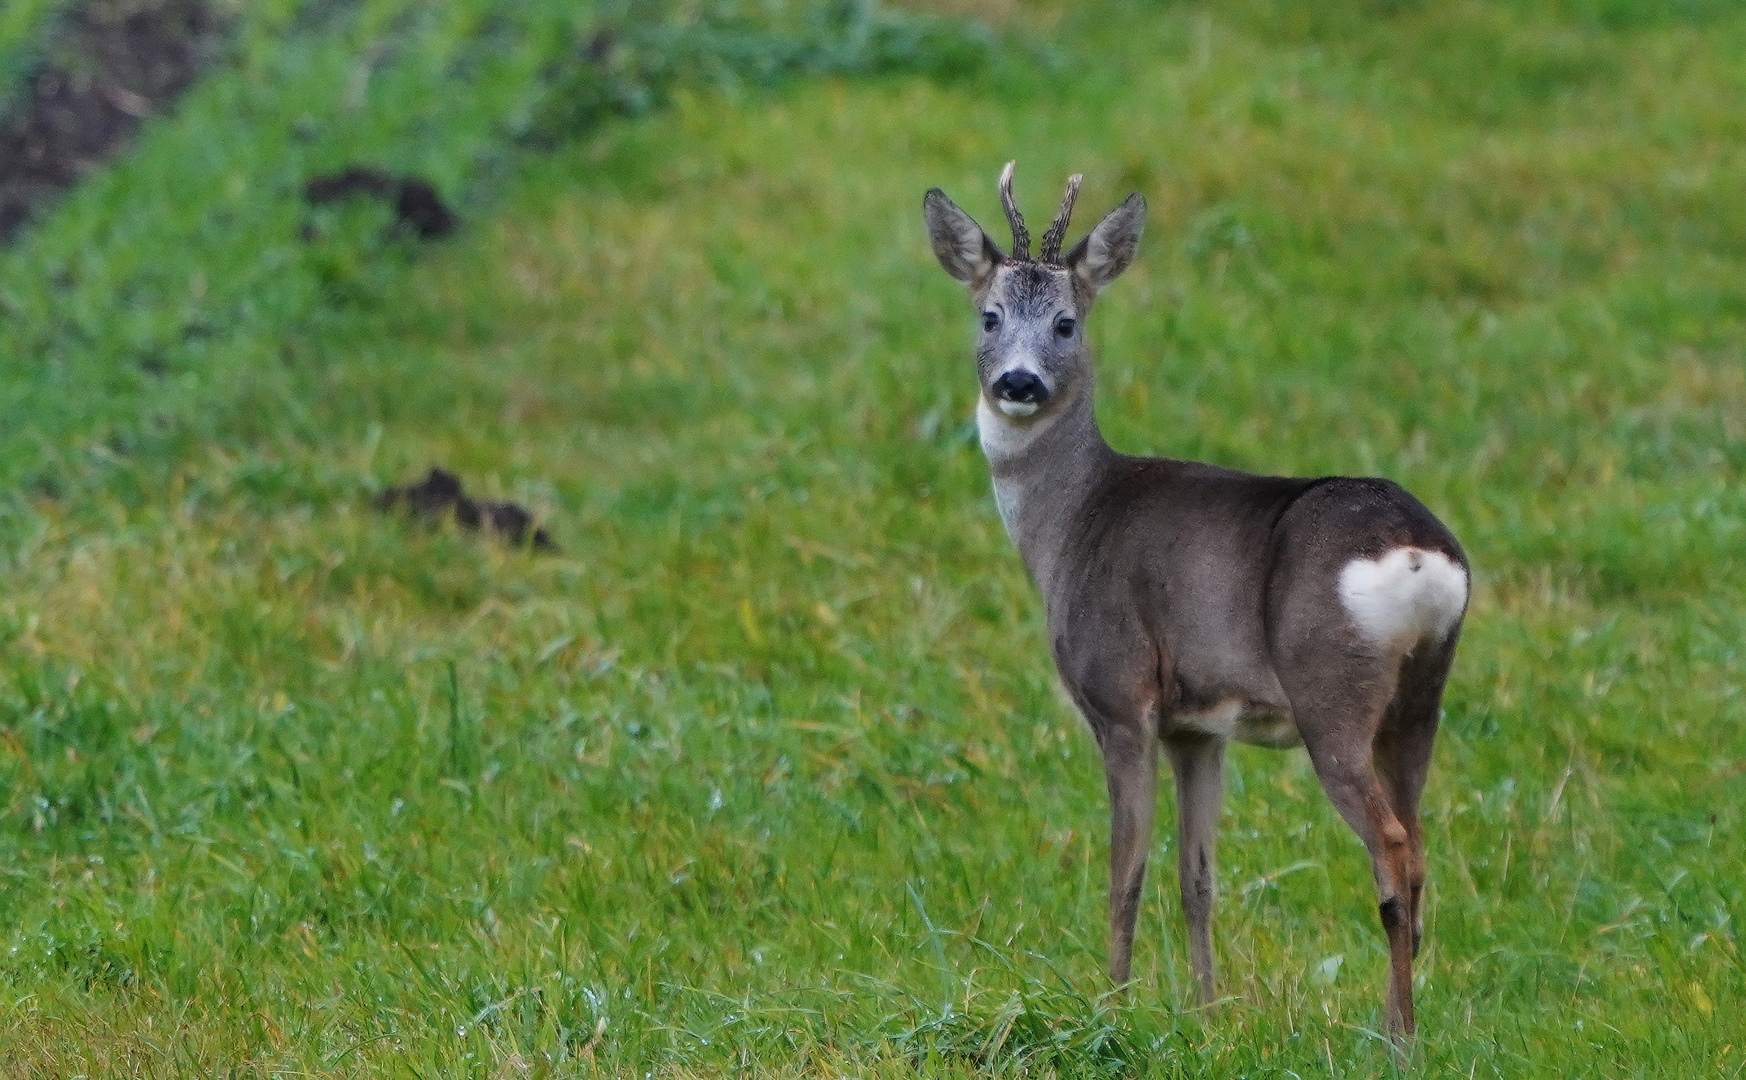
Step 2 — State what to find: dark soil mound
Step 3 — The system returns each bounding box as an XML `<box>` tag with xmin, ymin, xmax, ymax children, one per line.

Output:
<box><xmin>376</xmin><ymin>467</ymin><xmax>556</xmax><ymax>551</ymax></box>
<box><xmin>0</xmin><ymin>0</ymin><xmax>220</xmax><ymax>244</ymax></box>
<box><xmin>304</xmin><ymin>167</ymin><xmax>457</xmax><ymax>239</ymax></box>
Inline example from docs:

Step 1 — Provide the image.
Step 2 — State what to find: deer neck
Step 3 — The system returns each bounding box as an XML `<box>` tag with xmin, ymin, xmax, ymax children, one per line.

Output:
<box><xmin>977</xmin><ymin>381</ymin><xmax>1111</xmax><ymax>590</ymax></box>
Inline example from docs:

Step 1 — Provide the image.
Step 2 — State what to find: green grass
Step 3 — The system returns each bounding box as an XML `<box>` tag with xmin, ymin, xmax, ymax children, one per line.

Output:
<box><xmin>2</xmin><ymin>0</ymin><xmax>1745</xmax><ymax>1075</ymax></box>
<box><xmin>0</xmin><ymin>0</ymin><xmax>62</xmax><ymax>85</ymax></box>
<box><xmin>0</xmin><ymin>0</ymin><xmax>993</xmax><ymax>491</ymax></box>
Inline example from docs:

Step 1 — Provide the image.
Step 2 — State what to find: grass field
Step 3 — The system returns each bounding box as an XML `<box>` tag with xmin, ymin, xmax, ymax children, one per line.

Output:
<box><xmin>2</xmin><ymin>0</ymin><xmax>1745</xmax><ymax>1075</ymax></box>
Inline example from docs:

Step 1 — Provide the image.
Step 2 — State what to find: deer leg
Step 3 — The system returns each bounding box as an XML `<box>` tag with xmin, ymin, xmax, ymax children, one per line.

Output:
<box><xmin>1164</xmin><ymin>734</ymin><xmax>1225</xmax><ymax>1003</ymax></box>
<box><xmin>1372</xmin><ymin>730</ymin><xmax>1430</xmax><ymax>960</ymax></box>
<box><xmin>1300</xmin><ymin>730</ymin><xmax>1419</xmax><ymax>1037</ymax></box>
<box><xmin>1098</xmin><ymin>722</ymin><xmax>1157</xmax><ymax>988</ymax></box>
<box><xmin>1373</xmin><ymin>645</ymin><xmax>1455</xmax><ymax>958</ymax></box>
<box><xmin>1372</xmin><ymin>734</ymin><xmax>1436</xmax><ymax>958</ymax></box>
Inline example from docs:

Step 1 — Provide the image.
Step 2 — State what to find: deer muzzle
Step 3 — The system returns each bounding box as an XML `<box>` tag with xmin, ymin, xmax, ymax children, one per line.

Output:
<box><xmin>991</xmin><ymin>369</ymin><xmax>1049</xmax><ymax>417</ymax></box>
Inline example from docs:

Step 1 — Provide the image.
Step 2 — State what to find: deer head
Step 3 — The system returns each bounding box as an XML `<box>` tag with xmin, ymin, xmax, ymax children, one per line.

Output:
<box><xmin>924</xmin><ymin>163</ymin><xmax>1145</xmax><ymax>421</ymax></box>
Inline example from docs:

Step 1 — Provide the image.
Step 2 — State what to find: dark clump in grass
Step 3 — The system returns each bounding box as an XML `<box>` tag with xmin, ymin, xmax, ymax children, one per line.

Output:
<box><xmin>0</xmin><ymin>0</ymin><xmax>222</xmax><ymax>243</ymax></box>
<box><xmin>303</xmin><ymin>166</ymin><xmax>458</xmax><ymax>240</ymax></box>
<box><xmin>376</xmin><ymin>466</ymin><xmax>557</xmax><ymax>550</ymax></box>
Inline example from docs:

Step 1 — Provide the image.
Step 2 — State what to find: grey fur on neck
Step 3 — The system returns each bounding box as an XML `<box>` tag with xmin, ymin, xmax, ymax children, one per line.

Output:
<box><xmin>977</xmin><ymin>379</ymin><xmax>1110</xmax><ymax>590</ymax></box>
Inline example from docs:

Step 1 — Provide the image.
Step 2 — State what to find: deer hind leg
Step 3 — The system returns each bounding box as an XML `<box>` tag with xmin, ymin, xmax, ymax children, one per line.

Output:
<box><xmin>1372</xmin><ymin>643</ymin><xmax>1456</xmax><ymax>959</ymax></box>
<box><xmin>1096</xmin><ymin>719</ymin><xmax>1158</xmax><ymax>988</ymax></box>
<box><xmin>1164</xmin><ymin>734</ymin><xmax>1225</xmax><ymax>1004</ymax></box>
<box><xmin>1290</xmin><ymin>688</ymin><xmax>1420</xmax><ymax>1038</ymax></box>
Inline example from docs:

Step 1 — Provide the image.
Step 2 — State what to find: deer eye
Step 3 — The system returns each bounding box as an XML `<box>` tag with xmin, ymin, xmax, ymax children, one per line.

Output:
<box><xmin>1055</xmin><ymin>317</ymin><xmax>1076</xmax><ymax>338</ymax></box>
<box><xmin>982</xmin><ymin>311</ymin><xmax>999</xmax><ymax>332</ymax></box>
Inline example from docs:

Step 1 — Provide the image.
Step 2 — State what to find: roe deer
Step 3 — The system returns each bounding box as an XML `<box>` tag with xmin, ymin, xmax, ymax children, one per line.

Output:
<box><xmin>923</xmin><ymin>164</ymin><xmax>1468</xmax><ymax>1036</ymax></box>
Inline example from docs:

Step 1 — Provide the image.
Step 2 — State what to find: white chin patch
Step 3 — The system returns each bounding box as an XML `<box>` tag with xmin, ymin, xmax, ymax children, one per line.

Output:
<box><xmin>996</xmin><ymin>399</ymin><xmax>1039</xmax><ymax>418</ymax></box>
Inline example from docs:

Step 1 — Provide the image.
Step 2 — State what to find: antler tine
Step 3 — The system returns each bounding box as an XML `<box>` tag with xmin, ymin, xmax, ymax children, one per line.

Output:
<box><xmin>1040</xmin><ymin>173</ymin><xmax>1083</xmax><ymax>263</ymax></box>
<box><xmin>998</xmin><ymin>161</ymin><xmax>1030</xmax><ymax>260</ymax></box>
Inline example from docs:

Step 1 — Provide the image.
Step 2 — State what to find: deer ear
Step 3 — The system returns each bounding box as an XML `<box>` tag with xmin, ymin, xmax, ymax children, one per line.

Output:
<box><xmin>1066</xmin><ymin>192</ymin><xmax>1145</xmax><ymax>294</ymax></box>
<box><xmin>924</xmin><ymin>189</ymin><xmax>1003</xmax><ymax>289</ymax></box>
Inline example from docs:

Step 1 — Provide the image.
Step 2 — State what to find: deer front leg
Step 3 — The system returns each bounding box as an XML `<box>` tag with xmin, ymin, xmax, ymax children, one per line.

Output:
<box><xmin>1164</xmin><ymin>734</ymin><xmax>1226</xmax><ymax>1004</ymax></box>
<box><xmin>1098</xmin><ymin>722</ymin><xmax>1157</xmax><ymax>988</ymax></box>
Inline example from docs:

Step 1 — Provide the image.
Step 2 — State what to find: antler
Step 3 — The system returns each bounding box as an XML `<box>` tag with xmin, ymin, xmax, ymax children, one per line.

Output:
<box><xmin>1040</xmin><ymin>173</ymin><xmax>1082</xmax><ymax>263</ymax></box>
<box><xmin>998</xmin><ymin>161</ymin><xmax>1030</xmax><ymax>260</ymax></box>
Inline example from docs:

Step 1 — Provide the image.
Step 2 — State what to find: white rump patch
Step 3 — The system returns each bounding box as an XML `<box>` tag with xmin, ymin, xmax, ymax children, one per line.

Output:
<box><xmin>1337</xmin><ymin>547</ymin><xmax>1468</xmax><ymax>650</ymax></box>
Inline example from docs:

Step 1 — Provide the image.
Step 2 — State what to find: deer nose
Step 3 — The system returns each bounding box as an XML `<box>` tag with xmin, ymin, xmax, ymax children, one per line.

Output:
<box><xmin>992</xmin><ymin>369</ymin><xmax>1048</xmax><ymax>405</ymax></box>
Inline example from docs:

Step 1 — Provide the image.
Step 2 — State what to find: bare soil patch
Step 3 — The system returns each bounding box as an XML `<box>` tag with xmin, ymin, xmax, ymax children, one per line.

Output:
<box><xmin>0</xmin><ymin>0</ymin><xmax>220</xmax><ymax>243</ymax></box>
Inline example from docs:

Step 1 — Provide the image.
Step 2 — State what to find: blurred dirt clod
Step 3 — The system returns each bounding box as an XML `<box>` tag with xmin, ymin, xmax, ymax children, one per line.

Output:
<box><xmin>303</xmin><ymin>167</ymin><xmax>457</xmax><ymax>239</ymax></box>
<box><xmin>0</xmin><ymin>0</ymin><xmax>220</xmax><ymax>244</ymax></box>
<box><xmin>376</xmin><ymin>467</ymin><xmax>555</xmax><ymax>551</ymax></box>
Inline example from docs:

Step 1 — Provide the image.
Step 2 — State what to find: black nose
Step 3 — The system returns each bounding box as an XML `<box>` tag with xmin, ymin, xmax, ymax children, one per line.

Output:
<box><xmin>992</xmin><ymin>370</ymin><xmax>1048</xmax><ymax>404</ymax></box>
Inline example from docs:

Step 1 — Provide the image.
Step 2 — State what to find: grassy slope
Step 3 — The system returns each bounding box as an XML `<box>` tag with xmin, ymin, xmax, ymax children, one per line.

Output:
<box><xmin>3</xmin><ymin>0</ymin><xmax>1746</xmax><ymax>1075</ymax></box>
<box><xmin>0</xmin><ymin>0</ymin><xmax>582</xmax><ymax>485</ymax></box>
